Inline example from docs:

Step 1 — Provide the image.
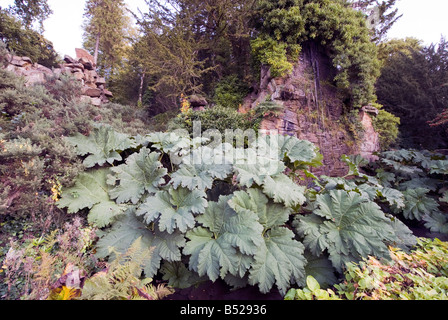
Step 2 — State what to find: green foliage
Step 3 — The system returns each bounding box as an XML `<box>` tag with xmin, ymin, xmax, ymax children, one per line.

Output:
<box><xmin>376</xmin><ymin>37</ymin><xmax>448</xmax><ymax>149</ymax></box>
<box><xmin>57</xmin><ymin>125</ymin><xmax>416</xmax><ymax>296</ymax></box>
<box><xmin>80</xmin><ymin>237</ymin><xmax>173</xmax><ymax>300</ymax></box>
<box><xmin>184</xmin><ymin>194</ymin><xmax>263</xmax><ymax>282</ymax></box>
<box><xmin>284</xmin><ymin>275</ymin><xmax>341</xmax><ymax>300</ymax></box>
<box><xmin>1</xmin><ymin>217</ymin><xmax>96</xmax><ymax>300</ymax></box>
<box><xmin>169</xmin><ymin>106</ymin><xmax>254</xmax><ymax>134</ymax></box>
<box><xmin>251</xmin><ymin>36</ymin><xmax>298</xmax><ymax>78</ymax></box>
<box><xmin>56</xmin><ymin>168</ymin><xmax>126</xmax><ymax>228</ymax></box>
<box><xmin>371</xmin><ymin>103</ymin><xmax>400</xmax><ymax>150</ymax></box>
<box><xmin>349</xmin><ymin>0</ymin><xmax>402</xmax><ymax>43</ymax></box>
<box><xmin>212</xmin><ymin>75</ymin><xmax>250</xmax><ymax>109</ymax></box>
<box><xmin>7</xmin><ymin>0</ymin><xmax>52</xmax><ymax>32</ymax></box>
<box><xmin>0</xmin><ymin>67</ymin><xmax>148</xmax><ymax>227</ymax></box>
<box><xmin>58</xmin><ymin>128</ymin><xmax>319</xmax><ymax>294</ymax></box>
<box><xmin>370</xmin><ymin>149</ymin><xmax>448</xmax><ymax>234</ymax></box>
<box><xmin>399</xmin><ymin>188</ymin><xmax>439</xmax><ymax>221</ymax></box>
<box><xmin>109</xmin><ymin>148</ymin><xmax>168</xmax><ymax>204</ymax></box>
<box><xmin>67</xmin><ymin>125</ymin><xmax>135</xmax><ymax>168</ymax></box>
<box><xmin>227</xmin><ymin>188</ymin><xmax>307</xmax><ymax>293</ymax></box>
<box><xmin>252</xmin><ymin>0</ymin><xmax>380</xmax><ymax>108</ymax></box>
<box><xmin>294</xmin><ymin>189</ymin><xmax>398</xmax><ymax>273</ymax></box>
<box><xmin>286</xmin><ymin>238</ymin><xmax>448</xmax><ymax>300</ymax></box>
<box><xmin>82</xmin><ymin>0</ymin><xmax>133</xmax><ymax>76</ymax></box>
<box><xmin>0</xmin><ymin>11</ymin><xmax>59</xmax><ymax>68</ymax></box>
<box><xmin>127</xmin><ymin>0</ymin><xmax>256</xmax><ymax>112</ymax></box>
<box><xmin>137</xmin><ymin>187</ymin><xmax>208</xmax><ymax>234</ymax></box>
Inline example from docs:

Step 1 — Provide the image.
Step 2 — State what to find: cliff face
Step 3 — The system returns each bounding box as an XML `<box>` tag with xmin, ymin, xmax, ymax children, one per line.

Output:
<box><xmin>242</xmin><ymin>44</ymin><xmax>379</xmax><ymax>177</ymax></box>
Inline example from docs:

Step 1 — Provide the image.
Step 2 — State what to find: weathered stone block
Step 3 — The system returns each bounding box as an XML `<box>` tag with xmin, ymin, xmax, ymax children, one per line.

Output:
<box><xmin>82</xmin><ymin>87</ymin><xmax>102</xmax><ymax>97</ymax></box>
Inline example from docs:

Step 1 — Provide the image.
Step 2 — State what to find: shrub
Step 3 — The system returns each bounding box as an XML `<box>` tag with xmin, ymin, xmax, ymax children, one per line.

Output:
<box><xmin>1</xmin><ymin>217</ymin><xmax>96</xmax><ymax>300</ymax></box>
<box><xmin>168</xmin><ymin>105</ymin><xmax>254</xmax><ymax>134</ymax></box>
<box><xmin>0</xmin><ymin>67</ymin><xmax>149</xmax><ymax>229</ymax></box>
<box><xmin>286</xmin><ymin>238</ymin><xmax>448</xmax><ymax>300</ymax></box>
<box><xmin>0</xmin><ymin>12</ymin><xmax>60</xmax><ymax>68</ymax></box>
<box><xmin>212</xmin><ymin>75</ymin><xmax>250</xmax><ymax>109</ymax></box>
<box><xmin>251</xmin><ymin>36</ymin><xmax>299</xmax><ymax>78</ymax></box>
<box><xmin>371</xmin><ymin>103</ymin><xmax>401</xmax><ymax>150</ymax></box>
<box><xmin>364</xmin><ymin>149</ymin><xmax>448</xmax><ymax>234</ymax></box>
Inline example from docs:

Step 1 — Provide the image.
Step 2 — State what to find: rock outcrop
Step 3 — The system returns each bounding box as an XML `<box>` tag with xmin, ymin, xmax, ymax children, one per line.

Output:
<box><xmin>3</xmin><ymin>48</ymin><xmax>112</xmax><ymax>106</ymax></box>
<box><xmin>241</xmin><ymin>45</ymin><xmax>380</xmax><ymax>176</ymax></box>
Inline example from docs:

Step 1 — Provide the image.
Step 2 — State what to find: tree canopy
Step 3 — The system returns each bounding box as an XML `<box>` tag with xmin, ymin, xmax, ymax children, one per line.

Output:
<box><xmin>6</xmin><ymin>0</ymin><xmax>52</xmax><ymax>32</ymax></box>
<box><xmin>82</xmin><ymin>0</ymin><xmax>134</xmax><ymax>78</ymax></box>
<box><xmin>0</xmin><ymin>8</ymin><xmax>58</xmax><ymax>67</ymax></box>
<box><xmin>109</xmin><ymin>0</ymin><xmax>387</xmax><ymax>113</ymax></box>
<box><xmin>376</xmin><ymin>37</ymin><xmax>448</xmax><ymax>149</ymax></box>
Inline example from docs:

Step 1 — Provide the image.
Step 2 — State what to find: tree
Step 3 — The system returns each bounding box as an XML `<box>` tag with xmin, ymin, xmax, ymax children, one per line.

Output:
<box><xmin>0</xmin><ymin>8</ymin><xmax>58</xmax><ymax>67</ymax></box>
<box><xmin>82</xmin><ymin>0</ymin><xmax>134</xmax><ymax>78</ymax></box>
<box><xmin>428</xmin><ymin>38</ymin><xmax>448</xmax><ymax>133</ymax></box>
<box><xmin>376</xmin><ymin>37</ymin><xmax>448</xmax><ymax>149</ymax></box>
<box><xmin>6</xmin><ymin>0</ymin><xmax>52</xmax><ymax>33</ymax></box>
<box><xmin>128</xmin><ymin>0</ymin><xmax>255</xmax><ymax>114</ymax></box>
<box><xmin>377</xmin><ymin>37</ymin><xmax>422</xmax><ymax>65</ymax></box>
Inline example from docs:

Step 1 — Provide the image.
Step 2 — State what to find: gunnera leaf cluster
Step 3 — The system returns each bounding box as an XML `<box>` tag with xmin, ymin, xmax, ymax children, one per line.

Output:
<box><xmin>58</xmin><ymin>124</ymin><xmax>419</xmax><ymax>295</ymax></box>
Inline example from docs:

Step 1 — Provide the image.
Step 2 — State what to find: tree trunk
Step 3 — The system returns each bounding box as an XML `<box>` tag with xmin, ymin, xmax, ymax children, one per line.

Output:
<box><xmin>93</xmin><ymin>31</ymin><xmax>100</xmax><ymax>66</ymax></box>
<box><xmin>138</xmin><ymin>69</ymin><xmax>146</xmax><ymax>105</ymax></box>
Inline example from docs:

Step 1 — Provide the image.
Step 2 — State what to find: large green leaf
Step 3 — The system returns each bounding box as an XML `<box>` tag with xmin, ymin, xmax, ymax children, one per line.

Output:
<box><xmin>57</xmin><ymin>168</ymin><xmax>126</xmax><ymax>227</ymax></box>
<box><xmin>160</xmin><ymin>261</ymin><xmax>206</xmax><ymax>289</ymax></box>
<box><xmin>146</xmin><ymin>131</ymin><xmax>191</xmax><ymax>154</ymax></box>
<box><xmin>429</xmin><ymin>160</ymin><xmax>448</xmax><ymax>174</ymax></box>
<box><xmin>248</xmin><ymin>227</ymin><xmax>306</xmax><ymax>295</ymax></box>
<box><xmin>277</xmin><ymin>135</ymin><xmax>321</xmax><ymax>167</ymax></box>
<box><xmin>170</xmin><ymin>149</ymin><xmax>233</xmax><ymax>191</ymax></box>
<box><xmin>184</xmin><ymin>195</ymin><xmax>263</xmax><ymax>282</ymax></box>
<box><xmin>95</xmin><ymin>210</ymin><xmax>186</xmax><ymax>277</ymax></box>
<box><xmin>294</xmin><ymin>214</ymin><xmax>328</xmax><ymax>257</ymax></box>
<box><xmin>262</xmin><ymin>174</ymin><xmax>306</xmax><ymax>207</ymax></box>
<box><xmin>399</xmin><ymin>177</ymin><xmax>439</xmax><ymax>191</ymax></box>
<box><xmin>380</xmin><ymin>158</ymin><xmax>424</xmax><ymax>178</ymax></box>
<box><xmin>226</xmin><ymin>189</ymin><xmax>306</xmax><ymax>293</ymax></box>
<box><xmin>398</xmin><ymin>188</ymin><xmax>439</xmax><ymax>221</ymax></box>
<box><xmin>66</xmin><ymin>124</ymin><xmax>133</xmax><ymax>168</ymax></box>
<box><xmin>184</xmin><ymin>227</ymin><xmax>238</xmax><ymax>282</ymax></box>
<box><xmin>376</xmin><ymin>187</ymin><xmax>405</xmax><ymax>209</ymax></box>
<box><xmin>440</xmin><ymin>191</ymin><xmax>448</xmax><ymax>203</ymax></box>
<box><xmin>303</xmin><ymin>251</ymin><xmax>337</xmax><ymax>288</ymax></box>
<box><xmin>233</xmin><ymin>155</ymin><xmax>285</xmax><ymax>188</ymax></box>
<box><xmin>295</xmin><ymin>190</ymin><xmax>400</xmax><ymax>272</ymax></box>
<box><xmin>423</xmin><ymin>211</ymin><xmax>448</xmax><ymax>234</ymax></box>
<box><xmin>136</xmin><ymin>187</ymin><xmax>207</xmax><ymax>233</ymax></box>
<box><xmin>228</xmin><ymin>188</ymin><xmax>291</xmax><ymax>230</ymax></box>
<box><xmin>108</xmin><ymin>148</ymin><xmax>167</xmax><ymax>204</ymax></box>
<box><xmin>341</xmin><ymin>154</ymin><xmax>368</xmax><ymax>177</ymax></box>
<box><xmin>381</xmin><ymin>149</ymin><xmax>416</xmax><ymax>162</ymax></box>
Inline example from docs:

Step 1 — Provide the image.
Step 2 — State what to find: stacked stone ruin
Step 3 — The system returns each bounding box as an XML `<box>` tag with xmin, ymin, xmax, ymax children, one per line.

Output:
<box><xmin>4</xmin><ymin>48</ymin><xmax>112</xmax><ymax>106</ymax></box>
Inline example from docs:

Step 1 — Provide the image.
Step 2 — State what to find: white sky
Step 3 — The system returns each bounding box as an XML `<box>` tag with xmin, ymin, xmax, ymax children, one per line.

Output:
<box><xmin>386</xmin><ymin>0</ymin><xmax>448</xmax><ymax>45</ymax></box>
<box><xmin>1</xmin><ymin>0</ymin><xmax>447</xmax><ymax>57</ymax></box>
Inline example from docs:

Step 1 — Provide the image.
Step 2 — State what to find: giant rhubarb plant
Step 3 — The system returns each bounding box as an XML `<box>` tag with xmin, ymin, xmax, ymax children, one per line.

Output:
<box><xmin>58</xmin><ymin>124</ymin><xmax>416</xmax><ymax>294</ymax></box>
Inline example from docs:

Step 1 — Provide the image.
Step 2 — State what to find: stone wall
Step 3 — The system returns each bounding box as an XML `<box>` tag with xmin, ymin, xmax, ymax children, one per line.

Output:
<box><xmin>241</xmin><ymin>45</ymin><xmax>380</xmax><ymax>177</ymax></box>
<box><xmin>3</xmin><ymin>48</ymin><xmax>112</xmax><ymax>106</ymax></box>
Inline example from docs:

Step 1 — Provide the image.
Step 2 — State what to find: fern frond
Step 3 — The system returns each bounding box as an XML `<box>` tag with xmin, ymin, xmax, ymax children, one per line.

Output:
<box><xmin>79</xmin><ymin>238</ymin><xmax>172</xmax><ymax>300</ymax></box>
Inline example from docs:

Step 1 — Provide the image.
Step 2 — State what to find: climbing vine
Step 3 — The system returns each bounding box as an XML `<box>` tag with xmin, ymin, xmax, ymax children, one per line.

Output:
<box><xmin>252</xmin><ymin>0</ymin><xmax>380</xmax><ymax>109</ymax></box>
